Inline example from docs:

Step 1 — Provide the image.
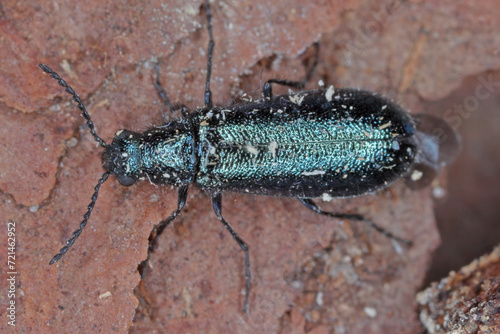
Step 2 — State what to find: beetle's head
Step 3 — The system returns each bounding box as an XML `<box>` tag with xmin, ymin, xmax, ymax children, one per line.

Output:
<box><xmin>102</xmin><ymin>129</ymin><xmax>141</xmax><ymax>186</ymax></box>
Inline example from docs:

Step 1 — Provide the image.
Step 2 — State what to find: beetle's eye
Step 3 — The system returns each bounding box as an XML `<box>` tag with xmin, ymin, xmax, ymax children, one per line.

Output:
<box><xmin>118</xmin><ymin>174</ymin><xmax>136</xmax><ymax>186</ymax></box>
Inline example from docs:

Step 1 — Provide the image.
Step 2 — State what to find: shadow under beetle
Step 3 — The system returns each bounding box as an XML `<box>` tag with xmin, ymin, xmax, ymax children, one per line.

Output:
<box><xmin>40</xmin><ymin>0</ymin><xmax>459</xmax><ymax>313</ymax></box>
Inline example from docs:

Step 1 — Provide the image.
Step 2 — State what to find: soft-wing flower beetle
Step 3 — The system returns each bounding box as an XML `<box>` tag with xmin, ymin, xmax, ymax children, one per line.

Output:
<box><xmin>40</xmin><ymin>0</ymin><xmax>459</xmax><ymax>313</ymax></box>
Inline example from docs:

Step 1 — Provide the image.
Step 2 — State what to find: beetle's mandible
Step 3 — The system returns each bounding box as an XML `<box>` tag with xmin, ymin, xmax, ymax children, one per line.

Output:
<box><xmin>39</xmin><ymin>0</ymin><xmax>459</xmax><ymax>313</ymax></box>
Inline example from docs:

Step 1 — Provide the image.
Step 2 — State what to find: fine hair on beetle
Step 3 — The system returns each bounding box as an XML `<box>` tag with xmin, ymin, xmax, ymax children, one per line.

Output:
<box><xmin>40</xmin><ymin>0</ymin><xmax>460</xmax><ymax>313</ymax></box>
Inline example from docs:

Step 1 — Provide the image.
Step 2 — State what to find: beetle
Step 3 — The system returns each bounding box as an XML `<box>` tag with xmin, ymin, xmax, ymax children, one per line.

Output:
<box><xmin>40</xmin><ymin>0</ymin><xmax>459</xmax><ymax>313</ymax></box>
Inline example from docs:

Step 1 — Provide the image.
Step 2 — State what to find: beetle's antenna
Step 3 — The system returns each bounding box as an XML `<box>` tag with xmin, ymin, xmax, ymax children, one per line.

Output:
<box><xmin>203</xmin><ymin>0</ymin><xmax>214</xmax><ymax>108</ymax></box>
<box><xmin>38</xmin><ymin>63</ymin><xmax>108</xmax><ymax>148</ymax></box>
<box><xmin>49</xmin><ymin>171</ymin><xmax>111</xmax><ymax>264</ymax></box>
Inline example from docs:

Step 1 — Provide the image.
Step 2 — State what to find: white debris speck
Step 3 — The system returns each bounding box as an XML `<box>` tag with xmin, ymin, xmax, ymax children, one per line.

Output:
<box><xmin>245</xmin><ymin>145</ymin><xmax>259</xmax><ymax>156</ymax></box>
<box><xmin>60</xmin><ymin>59</ymin><xmax>77</xmax><ymax>79</ymax></box>
<box><xmin>321</xmin><ymin>193</ymin><xmax>333</xmax><ymax>202</ymax></box>
<box><xmin>149</xmin><ymin>194</ymin><xmax>160</xmax><ymax>203</ymax></box>
<box><xmin>289</xmin><ymin>94</ymin><xmax>305</xmax><ymax>106</ymax></box>
<box><xmin>316</xmin><ymin>291</ymin><xmax>324</xmax><ymax>306</ymax></box>
<box><xmin>325</xmin><ymin>85</ymin><xmax>335</xmax><ymax>101</ymax></box>
<box><xmin>99</xmin><ymin>291</ymin><xmax>112</xmax><ymax>299</ymax></box>
<box><xmin>208</xmin><ymin>144</ymin><xmax>216</xmax><ymax>155</ymax></box>
<box><xmin>268</xmin><ymin>141</ymin><xmax>278</xmax><ymax>158</ymax></box>
<box><xmin>302</xmin><ymin>170</ymin><xmax>325</xmax><ymax>176</ymax></box>
<box><xmin>382</xmin><ymin>105</ymin><xmax>387</xmax><ymax>110</ymax></box>
<box><xmin>241</xmin><ymin>93</ymin><xmax>252</xmax><ymax>102</ymax></box>
<box><xmin>411</xmin><ymin>170</ymin><xmax>423</xmax><ymax>181</ymax></box>
<box><xmin>364</xmin><ymin>306</ymin><xmax>377</xmax><ymax>318</ymax></box>
<box><xmin>392</xmin><ymin>141</ymin><xmax>400</xmax><ymax>150</ymax></box>
<box><xmin>391</xmin><ymin>239</ymin><xmax>404</xmax><ymax>254</ymax></box>
<box><xmin>318</xmin><ymin>79</ymin><xmax>324</xmax><ymax>87</ymax></box>
<box><xmin>433</xmin><ymin>186</ymin><xmax>446</xmax><ymax>198</ymax></box>
<box><xmin>378</xmin><ymin>121</ymin><xmax>391</xmax><ymax>130</ymax></box>
<box><xmin>66</xmin><ymin>137</ymin><xmax>78</xmax><ymax>148</ymax></box>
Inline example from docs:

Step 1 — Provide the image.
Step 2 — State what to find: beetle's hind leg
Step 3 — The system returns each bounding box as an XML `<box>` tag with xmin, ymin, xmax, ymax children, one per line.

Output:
<box><xmin>298</xmin><ymin>198</ymin><xmax>412</xmax><ymax>246</ymax></box>
<box><xmin>263</xmin><ymin>42</ymin><xmax>319</xmax><ymax>99</ymax></box>
<box><xmin>212</xmin><ymin>192</ymin><xmax>251</xmax><ymax>314</ymax></box>
<box><xmin>139</xmin><ymin>185</ymin><xmax>189</xmax><ymax>277</ymax></box>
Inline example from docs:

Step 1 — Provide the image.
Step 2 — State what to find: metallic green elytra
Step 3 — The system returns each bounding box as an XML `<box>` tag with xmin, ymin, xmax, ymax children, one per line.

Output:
<box><xmin>195</xmin><ymin>88</ymin><xmax>416</xmax><ymax>197</ymax></box>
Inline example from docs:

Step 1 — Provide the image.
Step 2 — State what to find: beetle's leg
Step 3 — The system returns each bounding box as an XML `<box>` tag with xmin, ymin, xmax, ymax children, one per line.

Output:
<box><xmin>154</xmin><ymin>68</ymin><xmax>191</xmax><ymax>120</ymax></box>
<box><xmin>139</xmin><ymin>185</ymin><xmax>189</xmax><ymax>277</ymax></box>
<box><xmin>303</xmin><ymin>42</ymin><xmax>319</xmax><ymax>84</ymax></box>
<box><xmin>154</xmin><ymin>62</ymin><xmax>174</xmax><ymax>112</ymax></box>
<box><xmin>263</xmin><ymin>42</ymin><xmax>319</xmax><ymax>99</ymax></box>
<box><xmin>153</xmin><ymin>0</ymin><xmax>214</xmax><ymax>109</ymax></box>
<box><xmin>263</xmin><ymin>80</ymin><xmax>303</xmax><ymax>100</ymax></box>
<box><xmin>298</xmin><ymin>198</ymin><xmax>412</xmax><ymax>246</ymax></box>
<box><xmin>155</xmin><ymin>66</ymin><xmax>192</xmax><ymax>122</ymax></box>
<box><xmin>212</xmin><ymin>192</ymin><xmax>251</xmax><ymax>314</ymax></box>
